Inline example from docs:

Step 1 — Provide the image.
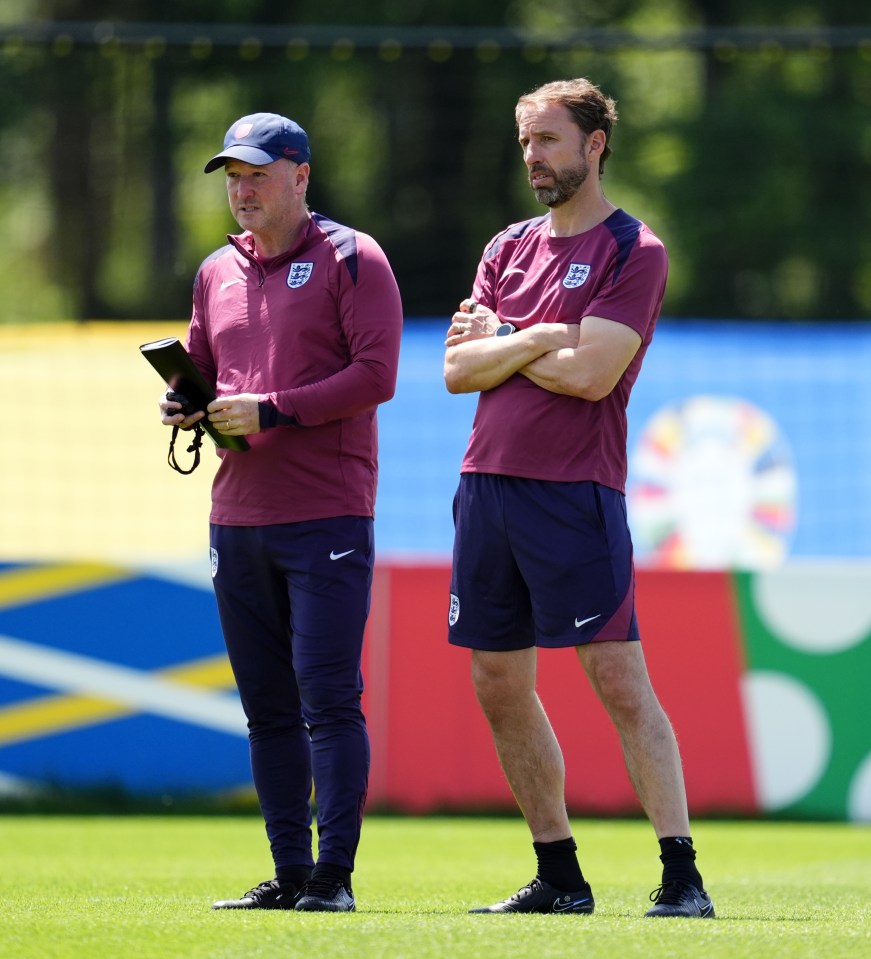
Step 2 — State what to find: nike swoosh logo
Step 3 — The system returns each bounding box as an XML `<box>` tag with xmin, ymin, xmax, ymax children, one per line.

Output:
<box><xmin>503</xmin><ymin>267</ymin><xmax>526</xmax><ymax>277</ymax></box>
<box><xmin>575</xmin><ymin>614</ymin><xmax>601</xmax><ymax>628</ymax></box>
<box><xmin>220</xmin><ymin>278</ymin><xmax>243</xmax><ymax>291</ymax></box>
<box><xmin>553</xmin><ymin>897</ymin><xmax>592</xmax><ymax>913</ymax></box>
<box><xmin>329</xmin><ymin>549</ymin><xmax>355</xmax><ymax>561</ymax></box>
<box><xmin>697</xmin><ymin>898</ymin><xmax>714</xmax><ymax>917</ymax></box>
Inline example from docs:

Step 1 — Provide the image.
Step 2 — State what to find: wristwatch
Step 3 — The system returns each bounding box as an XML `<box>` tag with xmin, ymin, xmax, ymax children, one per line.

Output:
<box><xmin>495</xmin><ymin>322</ymin><xmax>517</xmax><ymax>337</ymax></box>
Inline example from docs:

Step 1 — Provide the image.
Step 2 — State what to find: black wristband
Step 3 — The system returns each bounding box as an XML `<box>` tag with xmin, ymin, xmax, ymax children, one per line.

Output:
<box><xmin>258</xmin><ymin>400</ymin><xmax>300</xmax><ymax>429</ymax></box>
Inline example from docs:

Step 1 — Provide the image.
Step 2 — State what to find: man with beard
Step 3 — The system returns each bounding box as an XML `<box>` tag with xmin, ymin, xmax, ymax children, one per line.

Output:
<box><xmin>443</xmin><ymin>79</ymin><xmax>713</xmax><ymax>919</ymax></box>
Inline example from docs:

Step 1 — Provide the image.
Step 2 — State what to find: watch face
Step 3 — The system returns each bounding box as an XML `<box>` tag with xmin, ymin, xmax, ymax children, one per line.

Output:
<box><xmin>496</xmin><ymin>323</ymin><xmax>516</xmax><ymax>336</ymax></box>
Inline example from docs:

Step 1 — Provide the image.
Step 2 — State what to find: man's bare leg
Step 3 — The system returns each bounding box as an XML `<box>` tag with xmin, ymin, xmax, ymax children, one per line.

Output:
<box><xmin>471</xmin><ymin>647</ymin><xmax>571</xmax><ymax>842</ymax></box>
<box><xmin>468</xmin><ymin>646</ymin><xmax>594</xmax><ymax>914</ymax></box>
<box><xmin>577</xmin><ymin>640</ymin><xmax>712</xmax><ymax>917</ymax></box>
<box><xmin>576</xmin><ymin>640</ymin><xmax>689</xmax><ymax>837</ymax></box>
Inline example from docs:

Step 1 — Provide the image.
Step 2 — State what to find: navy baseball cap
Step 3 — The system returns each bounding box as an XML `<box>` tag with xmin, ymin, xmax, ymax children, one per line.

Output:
<box><xmin>204</xmin><ymin>113</ymin><xmax>311</xmax><ymax>173</ymax></box>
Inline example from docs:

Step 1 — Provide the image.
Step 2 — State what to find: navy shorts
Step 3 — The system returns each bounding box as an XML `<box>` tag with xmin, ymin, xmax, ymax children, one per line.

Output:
<box><xmin>448</xmin><ymin>473</ymin><xmax>640</xmax><ymax>650</ymax></box>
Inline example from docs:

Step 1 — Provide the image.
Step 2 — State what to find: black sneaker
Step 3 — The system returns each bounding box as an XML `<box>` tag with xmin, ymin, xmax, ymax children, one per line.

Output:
<box><xmin>645</xmin><ymin>881</ymin><xmax>714</xmax><ymax>918</ymax></box>
<box><xmin>211</xmin><ymin>878</ymin><xmax>298</xmax><ymax>910</ymax></box>
<box><xmin>469</xmin><ymin>877</ymin><xmax>595</xmax><ymax>914</ymax></box>
<box><xmin>294</xmin><ymin>876</ymin><xmax>356</xmax><ymax>912</ymax></box>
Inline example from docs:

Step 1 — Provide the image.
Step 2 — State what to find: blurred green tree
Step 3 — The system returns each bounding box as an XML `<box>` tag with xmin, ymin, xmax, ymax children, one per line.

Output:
<box><xmin>1</xmin><ymin>1</ymin><xmax>869</xmax><ymax>320</ymax></box>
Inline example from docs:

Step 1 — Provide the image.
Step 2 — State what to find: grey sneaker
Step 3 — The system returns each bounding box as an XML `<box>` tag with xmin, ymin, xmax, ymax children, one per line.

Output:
<box><xmin>469</xmin><ymin>877</ymin><xmax>595</xmax><ymax>914</ymax></box>
<box><xmin>645</xmin><ymin>881</ymin><xmax>715</xmax><ymax>918</ymax></box>
<box><xmin>294</xmin><ymin>876</ymin><xmax>356</xmax><ymax>912</ymax></box>
<box><xmin>211</xmin><ymin>878</ymin><xmax>297</xmax><ymax>910</ymax></box>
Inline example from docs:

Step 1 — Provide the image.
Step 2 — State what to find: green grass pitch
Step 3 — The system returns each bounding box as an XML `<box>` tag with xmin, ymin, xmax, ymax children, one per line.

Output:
<box><xmin>1</xmin><ymin>816</ymin><xmax>868</xmax><ymax>959</ymax></box>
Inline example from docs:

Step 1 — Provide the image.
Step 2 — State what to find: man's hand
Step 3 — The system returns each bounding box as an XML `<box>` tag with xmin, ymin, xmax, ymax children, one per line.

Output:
<box><xmin>207</xmin><ymin>393</ymin><xmax>262</xmax><ymax>436</ymax></box>
<box><xmin>160</xmin><ymin>391</ymin><xmax>205</xmax><ymax>430</ymax></box>
<box><xmin>445</xmin><ymin>300</ymin><xmax>500</xmax><ymax>346</ymax></box>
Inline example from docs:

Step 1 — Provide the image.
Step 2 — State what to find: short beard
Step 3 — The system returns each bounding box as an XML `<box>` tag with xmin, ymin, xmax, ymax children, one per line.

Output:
<box><xmin>531</xmin><ymin>160</ymin><xmax>590</xmax><ymax>208</ymax></box>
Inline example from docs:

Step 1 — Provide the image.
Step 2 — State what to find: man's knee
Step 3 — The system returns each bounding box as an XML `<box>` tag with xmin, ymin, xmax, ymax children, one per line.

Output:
<box><xmin>581</xmin><ymin>643</ymin><xmax>656</xmax><ymax>720</ymax></box>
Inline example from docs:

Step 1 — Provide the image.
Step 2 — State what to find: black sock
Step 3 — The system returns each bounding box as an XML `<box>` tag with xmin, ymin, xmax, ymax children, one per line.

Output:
<box><xmin>311</xmin><ymin>861</ymin><xmax>353</xmax><ymax>890</ymax></box>
<box><xmin>658</xmin><ymin>836</ymin><xmax>704</xmax><ymax>889</ymax></box>
<box><xmin>533</xmin><ymin>838</ymin><xmax>586</xmax><ymax>891</ymax></box>
<box><xmin>275</xmin><ymin>864</ymin><xmax>312</xmax><ymax>891</ymax></box>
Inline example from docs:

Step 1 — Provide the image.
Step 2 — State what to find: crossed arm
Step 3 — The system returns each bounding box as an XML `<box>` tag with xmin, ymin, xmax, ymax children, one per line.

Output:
<box><xmin>443</xmin><ymin>304</ymin><xmax>642</xmax><ymax>401</ymax></box>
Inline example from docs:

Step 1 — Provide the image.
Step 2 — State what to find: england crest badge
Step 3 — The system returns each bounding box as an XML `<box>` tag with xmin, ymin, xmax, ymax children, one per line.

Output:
<box><xmin>449</xmin><ymin>593</ymin><xmax>460</xmax><ymax>627</ymax></box>
<box><xmin>287</xmin><ymin>262</ymin><xmax>314</xmax><ymax>288</ymax></box>
<box><xmin>563</xmin><ymin>263</ymin><xmax>591</xmax><ymax>288</ymax></box>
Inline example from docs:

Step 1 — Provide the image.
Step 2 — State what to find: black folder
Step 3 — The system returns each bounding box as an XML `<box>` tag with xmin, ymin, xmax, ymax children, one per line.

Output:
<box><xmin>139</xmin><ymin>337</ymin><xmax>250</xmax><ymax>452</ymax></box>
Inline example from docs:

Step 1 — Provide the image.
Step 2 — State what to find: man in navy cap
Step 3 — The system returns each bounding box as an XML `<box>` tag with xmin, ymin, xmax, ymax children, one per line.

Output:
<box><xmin>160</xmin><ymin>113</ymin><xmax>403</xmax><ymax>912</ymax></box>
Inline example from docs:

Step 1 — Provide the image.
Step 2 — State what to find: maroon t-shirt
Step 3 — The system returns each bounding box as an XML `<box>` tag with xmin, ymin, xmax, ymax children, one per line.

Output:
<box><xmin>186</xmin><ymin>213</ymin><xmax>403</xmax><ymax>525</ymax></box>
<box><xmin>461</xmin><ymin>209</ymin><xmax>667</xmax><ymax>493</ymax></box>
